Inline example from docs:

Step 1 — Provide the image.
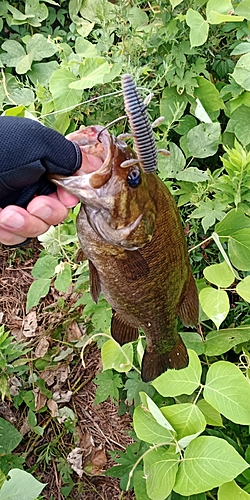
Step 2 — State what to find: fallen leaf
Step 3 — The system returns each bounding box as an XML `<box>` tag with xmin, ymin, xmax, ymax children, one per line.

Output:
<box><xmin>48</xmin><ymin>399</ymin><xmax>59</xmax><ymax>417</ymax></box>
<box><xmin>19</xmin><ymin>417</ymin><xmax>31</xmax><ymax>436</ymax></box>
<box><xmin>66</xmin><ymin>321</ymin><xmax>82</xmax><ymax>341</ymax></box>
<box><xmin>67</xmin><ymin>447</ymin><xmax>84</xmax><ymax>477</ymax></box>
<box><xmin>33</xmin><ymin>388</ymin><xmax>47</xmax><ymax>411</ymax></box>
<box><xmin>34</xmin><ymin>338</ymin><xmax>50</xmax><ymax>358</ymax></box>
<box><xmin>22</xmin><ymin>311</ymin><xmax>37</xmax><ymax>337</ymax></box>
<box><xmin>91</xmin><ymin>446</ymin><xmax>107</xmax><ymax>467</ymax></box>
<box><xmin>9</xmin><ymin>376</ymin><xmax>22</xmax><ymax>396</ymax></box>
<box><xmin>53</xmin><ymin>390</ymin><xmax>72</xmax><ymax>403</ymax></box>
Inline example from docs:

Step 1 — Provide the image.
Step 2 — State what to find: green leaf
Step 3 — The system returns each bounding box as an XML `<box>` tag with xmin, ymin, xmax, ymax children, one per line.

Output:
<box><xmin>206</xmin><ymin>0</ymin><xmax>244</xmax><ymax>24</ymax></box>
<box><xmin>203</xmin><ymin>326</ymin><xmax>250</xmax><ymax>356</ymax></box>
<box><xmin>203</xmin><ymin>261</ymin><xmax>235</xmax><ymax>288</ymax></box>
<box><xmin>144</xmin><ymin>448</ymin><xmax>179</xmax><ymax>500</ymax></box>
<box><xmin>1</xmin><ymin>40</ymin><xmax>26</xmax><ymax>67</ymax></box>
<box><xmin>101</xmin><ymin>339</ymin><xmax>133</xmax><ymax>373</ymax></box>
<box><xmin>31</xmin><ymin>255</ymin><xmax>58</xmax><ymax>279</ymax></box>
<box><xmin>176</xmin><ymin>167</ymin><xmax>209</xmax><ymax>183</ymax></box>
<box><xmin>28</xmin><ymin>61</ymin><xmax>58</xmax><ymax>86</ymax></box>
<box><xmin>152</xmin><ymin>350</ymin><xmax>202</xmax><ymax>397</ymax></box>
<box><xmin>26</xmin><ymin>33</ymin><xmax>58</xmax><ymax>61</ymax></box>
<box><xmin>232</xmin><ymin>53</ymin><xmax>250</xmax><ymax>92</ymax></box>
<box><xmin>0</xmin><ymin>374</ymin><xmax>9</xmax><ymax>400</ymax></box>
<box><xmin>199</xmin><ymin>288</ymin><xmax>229</xmax><ymax>329</ymax></box>
<box><xmin>175</xmin><ymin>115</ymin><xmax>197</xmax><ymax>135</ymax></box>
<box><xmin>194</xmin><ymin>76</ymin><xmax>224</xmax><ymax>113</ymax></box>
<box><xmin>160</xmin><ymin>87</ymin><xmax>187</xmax><ymax>125</ymax></box>
<box><xmin>0</xmin><ymin>469</ymin><xmax>45</xmax><ymax>500</ymax></box>
<box><xmin>140</xmin><ymin>392</ymin><xmax>175</xmax><ymax>432</ymax></box>
<box><xmin>197</xmin><ymin>399</ymin><xmax>223</xmax><ymax>426</ymax></box>
<box><xmin>54</xmin><ymin>263</ymin><xmax>72</xmax><ymax>292</ymax></box>
<box><xmin>26</xmin><ymin>279</ymin><xmax>51</xmax><ymax>311</ymax></box>
<box><xmin>158</xmin><ymin>142</ymin><xmax>186</xmax><ymax>179</ymax></box>
<box><xmin>69</xmin><ymin>58</ymin><xmax>110</xmax><ymax>90</ymax></box>
<box><xmin>170</xmin><ymin>0</ymin><xmax>183</xmax><ymax>7</ymax></box>
<box><xmin>133</xmin><ymin>405</ymin><xmax>175</xmax><ymax>445</ymax></box>
<box><xmin>179</xmin><ymin>331</ymin><xmax>204</xmax><ymax>355</ymax></box>
<box><xmin>228</xmin><ymin>229</ymin><xmax>250</xmax><ymax>270</ymax></box>
<box><xmin>187</xmin><ymin>122</ymin><xmax>221</xmax><ymax>158</ymax></box>
<box><xmin>204</xmin><ymin>361</ymin><xmax>250</xmax><ymax>424</ymax></box>
<box><xmin>128</xmin><ymin>6</ymin><xmax>148</xmax><ymax>28</ymax></box>
<box><xmin>186</xmin><ymin>9</ymin><xmax>209</xmax><ymax>48</ymax></box>
<box><xmin>218</xmin><ymin>480</ymin><xmax>250</xmax><ymax>500</ymax></box>
<box><xmin>236</xmin><ymin>276</ymin><xmax>250</xmax><ymax>302</ymax></box>
<box><xmin>161</xmin><ymin>403</ymin><xmax>206</xmax><ymax>440</ymax></box>
<box><xmin>27</xmin><ymin>409</ymin><xmax>37</xmax><ymax>428</ymax></box>
<box><xmin>215</xmin><ymin>209</ymin><xmax>250</xmax><ymax>237</ymax></box>
<box><xmin>16</xmin><ymin>53</ymin><xmax>33</xmax><ymax>74</ymax></box>
<box><xmin>94</xmin><ymin>370</ymin><xmax>123</xmax><ymax>404</ymax></box>
<box><xmin>191</xmin><ymin>200</ymin><xmax>226</xmax><ymax>234</ymax></box>
<box><xmin>49</xmin><ymin>68</ymin><xmax>82</xmax><ymax>110</ymax></box>
<box><xmin>174</xmin><ymin>436</ymin><xmax>248</xmax><ymax>495</ymax></box>
<box><xmin>133</xmin><ymin>470</ymin><xmax>151</xmax><ymax>500</ymax></box>
<box><xmin>0</xmin><ymin>418</ymin><xmax>22</xmax><ymax>454</ymax></box>
<box><xmin>235</xmin><ymin>0</ymin><xmax>250</xmax><ymax>20</ymax></box>
<box><xmin>231</xmin><ymin>42</ymin><xmax>250</xmax><ymax>56</ymax></box>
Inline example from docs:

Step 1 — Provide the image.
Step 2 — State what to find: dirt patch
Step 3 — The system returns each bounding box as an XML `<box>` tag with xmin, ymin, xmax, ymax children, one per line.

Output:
<box><xmin>0</xmin><ymin>242</ymin><xmax>135</xmax><ymax>499</ymax></box>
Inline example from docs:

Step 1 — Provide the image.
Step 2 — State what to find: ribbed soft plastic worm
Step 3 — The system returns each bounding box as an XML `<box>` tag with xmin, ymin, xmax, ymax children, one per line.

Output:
<box><xmin>121</xmin><ymin>74</ymin><xmax>158</xmax><ymax>173</ymax></box>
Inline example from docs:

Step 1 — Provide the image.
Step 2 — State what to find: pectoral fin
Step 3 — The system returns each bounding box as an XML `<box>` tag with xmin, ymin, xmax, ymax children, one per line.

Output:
<box><xmin>179</xmin><ymin>273</ymin><xmax>199</xmax><ymax>327</ymax></box>
<box><xmin>120</xmin><ymin>250</ymin><xmax>149</xmax><ymax>280</ymax></box>
<box><xmin>89</xmin><ymin>260</ymin><xmax>101</xmax><ymax>303</ymax></box>
<box><xmin>141</xmin><ymin>336</ymin><xmax>188</xmax><ymax>382</ymax></box>
<box><xmin>111</xmin><ymin>311</ymin><xmax>139</xmax><ymax>345</ymax></box>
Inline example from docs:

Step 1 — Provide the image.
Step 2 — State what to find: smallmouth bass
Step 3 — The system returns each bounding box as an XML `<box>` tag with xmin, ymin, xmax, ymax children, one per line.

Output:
<box><xmin>51</xmin><ymin>125</ymin><xmax>198</xmax><ymax>382</ymax></box>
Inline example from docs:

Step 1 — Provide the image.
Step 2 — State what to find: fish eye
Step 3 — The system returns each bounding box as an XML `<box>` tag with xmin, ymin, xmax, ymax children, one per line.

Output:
<box><xmin>127</xmin><ymin>167</ymin><xmax>141</xmax><ymax>188</ymax></box>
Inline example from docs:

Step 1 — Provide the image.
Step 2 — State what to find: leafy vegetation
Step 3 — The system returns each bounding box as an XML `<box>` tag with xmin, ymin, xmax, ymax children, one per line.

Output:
<box><xmin>1</xmin><ymin>0</ymin><xmax>250</xmax><ymax>498</ymax></box>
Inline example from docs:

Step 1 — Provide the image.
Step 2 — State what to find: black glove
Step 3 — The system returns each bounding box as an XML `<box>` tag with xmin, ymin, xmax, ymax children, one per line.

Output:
<box><xmin>0</xmin><ymin>116</ymin><xmax>82</xmax><ymax>208</ymax></box>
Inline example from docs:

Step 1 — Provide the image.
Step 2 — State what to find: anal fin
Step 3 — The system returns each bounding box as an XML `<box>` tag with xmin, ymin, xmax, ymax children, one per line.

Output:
<box><xmin>89</xmin><ymin>260</ymin><xmax>101</xmax><ymax>303</ymax></box>
<box><xmin>111</xmin><ymin>310</ymin><xmax>139</xmax><ymax>345</ymax></box>
<box><xmin>179</xmin><ymin>273</ymin><xmax>199</xmax><ymax>327</ymax></box>
<box><xmin>141</xmin><ymin>336</ymin><xmax>188</xmax><ymax>383</ymax></box>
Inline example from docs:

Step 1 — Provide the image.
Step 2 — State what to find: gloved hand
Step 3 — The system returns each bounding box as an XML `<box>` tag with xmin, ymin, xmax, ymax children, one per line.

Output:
<box><xmin>0</xmin><ymin>116</ymin><xmax>81</xmax><ymax>246</ymax></box>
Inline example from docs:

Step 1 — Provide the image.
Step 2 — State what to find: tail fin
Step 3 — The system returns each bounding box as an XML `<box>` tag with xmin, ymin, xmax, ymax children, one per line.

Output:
<box><xmin>179</xmin><ymin>273</ymin><xmax>199</xmax><ymax>327</ymax></box>
<box><xmin>141</xmin><ymin>336</ymin><xmax>188</xmax><ymax>382</ymax></box>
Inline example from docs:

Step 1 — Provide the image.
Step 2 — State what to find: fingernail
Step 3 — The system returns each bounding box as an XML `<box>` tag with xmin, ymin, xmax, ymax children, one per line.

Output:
<box><xmin>0</xmin><ymin>210</ymin><xmax>25</xmax><ymax>229</ymax></box>
<box><xmin>29</xmin><ymin>206</ymin><xmax>52</xmax><ymax>219</ymax></box>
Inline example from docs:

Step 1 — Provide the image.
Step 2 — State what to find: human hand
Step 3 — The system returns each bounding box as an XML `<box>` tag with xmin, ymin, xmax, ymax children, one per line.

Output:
<box><xmin>0</xmin><ymin>188</ymin><xmax>78</xmax><ymax>246</ymax></box>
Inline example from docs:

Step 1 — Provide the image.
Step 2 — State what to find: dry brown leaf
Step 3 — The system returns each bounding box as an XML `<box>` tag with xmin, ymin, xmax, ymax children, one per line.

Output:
<box><xmin>22</xmin><ymin>311</ymin><xmax>37</xmax><ymax>337</ymax></box>
<box><xmin>9</xmin><ymin>376</ymin><xmax>22</xmax><ymax>396</ymax></box>
<box><xmin>34</xmin><ymin>338</ymin><xmax>50</xmax><ymax>358</ymax></box>
<box><xmin>91</xmin><ymin>446</ymin><xmax>107</xmax><ymax>467</ymax></box>
<box><xmin>67</xmin><ymin>447</ymin><xmax>84</xmax><ymax>477</ymax></box>
<box><xmin>33</xmin><ymin>388</ymin><xmax>47</xmax><ymax>411</ymax></box>
<box><xmin>53</xmin><ymin>390</ymin><xmax>72</xmax><ymax>403</ymax></box>
<box><xmin>48</xmin><ymin>399</ymin><xmax>59</xmax><ymax>417</ymax></box>
<box><xmin>39</xmin><ymin>368</ymin><xmax>56</xmax><ymax>386</ymax></box>
<box><xmin>19</xmin><ymin>417</ymin><xmax>31</xmax><ymax>436</ymax></box>
<box><xmin>66</xmin><ymin>321</ymin><xmax>82</xmax><ymax>341</ymax></box>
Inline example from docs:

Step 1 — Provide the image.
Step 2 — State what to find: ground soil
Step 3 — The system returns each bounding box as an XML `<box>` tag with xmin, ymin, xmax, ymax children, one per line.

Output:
<box><xmin>0</xmin><ymin>240</ymin><xmax>136</xmax><ymax>500</ymax></box>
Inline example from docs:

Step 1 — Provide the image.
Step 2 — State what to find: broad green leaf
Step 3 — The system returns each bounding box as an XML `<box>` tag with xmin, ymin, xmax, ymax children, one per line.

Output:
<box><xmin>194</xmin><ymin>76</ymin><xmax>224</xmax><ymax>113</ymax></box>
<box><xmin>54</xmin><ymin>263</ymin><xmax>72</xmax><ymax>292</ymax></box>
<box><xmin>171</xmin><ymin>494</ymin><xmax>206</xmax><ymax>500</ymax></box>
<box><xmin>203</xmin><ymin>261</ymin><xmax>234</xmax><ymax>288</ymax></box>
<box><xmin>152</xmin><ymin>350</ymin><xmax>202</xmax><ymax>397</ymax></box>
<box><xmin>215</xmin><ymin>209</ymin><xmax>250</xmax><ymax>237</ymax></box>
<box><xmin>218</xmin><ymin>480</ymin><xmax>250</xmax><ymax>499</ymax></box>
<box><xmin>176</xmin><ymin>167</ymin><xmax>209</xmax><ymax>183</ymax></box>
<box><xmin>187</xmin><ymin>122</ymin><xmax>221</xmax><ymax>158</ymax></box>
<box><xmin>175</xmin><ymin>115</ymin><xmax>197</xmax><ymax>135</ymax></box>
<box><xmin>226</xmin><ymin>105</ymin><xmax>250</xmax><ymax>146</ymax></box>
<box><xmin>16</xmin><ymin>53</ymin><xmax>33</xmax><ymax>74</ymax></box>
<box><xmin>161</xmin><ymin>403</ymin><xmax>206</xmax><ymax>440</ymax></box>
<box><xmin>228</xmin><ymin>229</ymin><xmax>250</xmax><ymax>270</ymax></box>
<box><xmin>0</xmin><ymin>469</ymin><xmax>45</xmax><ymax>500</ymax></box>
<box><xmin>28</xmin><ymin>61</ymin><xmax>58</xmax><ymax>86</ymax></box>
<box><xmin>174</xmin><ymin>436</ymin><xmax>248</xmax><ymax>495</ymax></box>
<box><xmin>180</xmin><ymin>331</ymin><xmax>204</xmax><ymax>355</ymax></box>
<box><xmin>140</xmin><ymin>392</ymin><xmax>175</xmax><ymax>431</ymax></box>
<box><xmin>49</xmin><ymin>68</ymin><xmax>82</xmax><ymax>110</ymax></box>
<box><xmin>26</xmin><ymin>33</ymin><xmax>58</xmax><ymax>61</ymax></box>
<box><xmin>1</xmin><ymin>40</ymin><xmax>26</xmax><ymax>67</ymax></box>
<box><xmin>101</xmin><ymin>339</ymin><xmax>133</xmax><ymax>372</ymax></box>
<box><xmin>204</xmin><ymin>361</ymin><xmax>250</xmax><ymax>424</ymax></box>
<box><xmin>26</xmin><ymin>279</ymin><xmax>51</xmax><ymax>311</ymax></box>
<box><xmin>76</xmin><ymin>20</ymin><xmax>95</xmax><ymax>37</ymax></box>
<box><xmin>31</xmin><ymin>255</ymin><xmax>58</xmax><ymax>279</ymax></box>
<box><xmin>158</xmin><ymin>142</ymin><xmax>185</xmax><ymax>179</ymax></box>
<box><xmin>0</xmin><ymin>418</ymin><xmax>22</xmax><ymax>454</ymax></box>
<box><xmin>235</xmin><ymin>0</ymin><xmax>250</xmax><ymax>20</ymax></box>
<box><xmin>170</xmin><ymin>0</ymin><xmax>183</xmax><ymax>7</ymax></box>
<box><xmin>94</xmin><ymin>370</ymin><xmax>123</xmax><ymax>404</ymax></box>
<box><xmin>232</xmin><ymin>53</ymin><xmax>250</xmax><ymax>92</ymax></box>
<box><xmin>186</xmin><ymin>9</ymin><xmax>209</xmax><ymax>48</ymax></box>
<box><xmin>133</xmin><ymin>470</ymin><xmax>151</xmax><ymax>500</ymax></box>
<box><xmin>231</xmin><ymin>42</ymin><xmax>250</xmax><ymax>56</ymax></box>
<box><xmin>204</xmin><ymin>326</ymin><xmax>250</xmax><ymax>356</ymax></box>
<box><xmin>191</xmin><ymin>200</ymin><xmax>226</xmax><ymax>234</ymax></box>
<box><xmin>199</xmin><ymin>288</ymin><xmax>229</xmax><ymax>329</ymax></box>
<box><xmin>197</xmin><ymin>399</ymin><xmax>223</xmax><ymax>426</ymax></box>
<box><xmin>128</xmin><ymin>6</ymin><xmax>148</xmax><ymax>27</ymax></box>
<box><xmin>69</xmin><ymin>58</ymin><xmax>110</xmax><ymax>90</ymax></box>
<box><xmin>206</xmin><ymin>0</ymin><xmax>244</xmax><ymax>24</ymax></box>
<box><xmin>160</xmin><ymin>87</ymin><xmax>187</xmax><ymax>125</ymax></box>
<box><xmin>75</xmin><ymin>38</ymin><xmax>99</xmax><ymax>57</ymax></box>
<box><xmin>144</xmin><ymin>449</ymin><xmax>179</xmax><ymax>500</ymax></box>
<box><xmin>133</xmin><ymin>405</ymin><xmax>175</xmax><ymax>445</ymax></box>
<box><xmin>236</xmin><ymin>276</ymin><xmax>250</xmax><ymax>302</ymax></box>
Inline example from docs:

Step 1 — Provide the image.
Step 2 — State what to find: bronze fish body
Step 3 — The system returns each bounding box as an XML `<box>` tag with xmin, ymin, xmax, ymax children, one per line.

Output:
<box><xmin>52</xmin><ymin>125</ymin><xmax>198</xmax><ymax>382</ymax></box>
